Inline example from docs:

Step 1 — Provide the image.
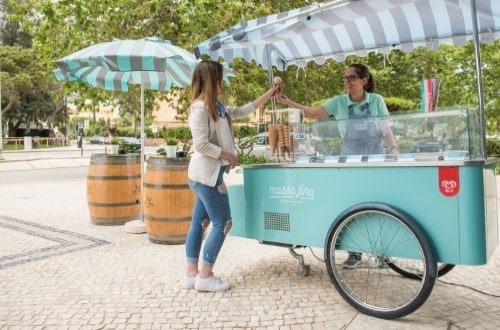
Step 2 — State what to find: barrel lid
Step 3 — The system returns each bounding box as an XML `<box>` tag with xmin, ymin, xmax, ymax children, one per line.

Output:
<box><xmin>90</xmin><ymin>153</ymin><xmax>141</xmax><ymax>164</ymax></box>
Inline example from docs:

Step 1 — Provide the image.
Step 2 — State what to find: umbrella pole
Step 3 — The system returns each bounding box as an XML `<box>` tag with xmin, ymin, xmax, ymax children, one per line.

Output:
<box><xmin>140</xmin><ymin>84</ymin><xmax>145</xmax><ymax>222</ymax></box>
<box><xmin>125</xmin><ymin>84</ymin><xmax>147</xmax><ymax>234</ymax></box>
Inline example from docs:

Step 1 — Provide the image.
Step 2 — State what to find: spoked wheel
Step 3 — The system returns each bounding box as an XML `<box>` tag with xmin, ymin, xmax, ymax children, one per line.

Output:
<box><xmin>325</xmin><ymin>203</ymin><xmax>437</xmax><ymax>319</ymax></box>
<box><xmin>387</xmin><ymin>262</ymin><xmax>455</xmax><ymax>280</ymax></box>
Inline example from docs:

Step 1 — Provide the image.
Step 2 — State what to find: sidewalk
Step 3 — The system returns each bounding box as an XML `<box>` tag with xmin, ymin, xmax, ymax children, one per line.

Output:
<box><xmin>0</xmin><ymin>153</ymin><xmax>499</xmax><ymax>329</ymax></box>
<box><xmin>0</xmin><ymin>145</ymin><xmax>95</xmax><ymax>171</ymax></box>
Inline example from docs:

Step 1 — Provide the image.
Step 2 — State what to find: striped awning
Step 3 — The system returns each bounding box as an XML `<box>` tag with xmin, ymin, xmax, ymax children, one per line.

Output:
<box><xmin>195</xmin><ymin>0</ymin><xmax>499</xmax><ymax>70</ymax></box>
<box><xmin>54</xmin><ymin>37</ymin><xmax>197</xmax><ymax>91</ymax></box>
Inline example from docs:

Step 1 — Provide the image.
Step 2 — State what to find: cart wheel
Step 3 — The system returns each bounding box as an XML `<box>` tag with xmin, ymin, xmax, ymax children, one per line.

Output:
<box><xmin>324</xmin><ymin>203</ymin><xmax>437</xmax><ymax>319</ymax></box>
<box><xmin>387</xmin><ymin>262</ymin><xmax>455</xmax><ymax>280</ymax></box>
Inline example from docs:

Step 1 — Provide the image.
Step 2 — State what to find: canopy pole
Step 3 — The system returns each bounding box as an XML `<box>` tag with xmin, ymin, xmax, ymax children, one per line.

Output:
<box><xmin>470</xmin><ymin>0</ymin><xmax>487</xmax><ymax>160</ymax></box>
<box><xmin>140</xmin><ymin>84</ymin><xmax>145</xmax><ymax>221</ymax></box>
<box><xmin>266</xmin><ymin>45</ymin><xmax>276</xmax><ymax>125</ymax></box>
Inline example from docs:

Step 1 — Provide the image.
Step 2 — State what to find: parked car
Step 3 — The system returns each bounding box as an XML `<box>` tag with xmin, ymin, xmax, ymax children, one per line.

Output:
<box><xmin>413</xmin><ymin>139</ymin><xmax>447</xmax><ymax>153</ymax></box>
<box><xmin>89</xmin><ymin>136</ymin><xmax>109</xmax><ymax>145</ymax></box>
<box><xmin>236</xmin><ymin>132</ymin><xmax>271</xmax><ymax>157</ymax></box>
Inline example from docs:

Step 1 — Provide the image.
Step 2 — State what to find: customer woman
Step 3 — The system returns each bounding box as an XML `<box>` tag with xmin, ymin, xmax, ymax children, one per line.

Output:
<box><xmin>276</xmin><ymin>63</ymin><xmax>399</xmax><ymax>268</ymax></box>
<box><xmin>183</xmin><ymin>60</ymin><xmax>278</xmax><ymax>291</ymax></box>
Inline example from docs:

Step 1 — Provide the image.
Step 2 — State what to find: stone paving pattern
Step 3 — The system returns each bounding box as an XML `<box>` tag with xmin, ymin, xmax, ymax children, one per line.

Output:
<box><xmin>0</xmin><ymin>154</ymin><xmax>499</xmax><ymax>329</ymax></box>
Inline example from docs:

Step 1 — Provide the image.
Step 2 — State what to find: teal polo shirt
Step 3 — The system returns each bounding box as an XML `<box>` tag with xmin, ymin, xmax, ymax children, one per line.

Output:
<box><xmin>322</xmin><ymin>92</ymin><xmax>389</xmax><ymax>119</ymax></box>
<box><xmin>322</xmin><ymin>92</ymin><xmax>390</xmax><ymax>138</ymax></box>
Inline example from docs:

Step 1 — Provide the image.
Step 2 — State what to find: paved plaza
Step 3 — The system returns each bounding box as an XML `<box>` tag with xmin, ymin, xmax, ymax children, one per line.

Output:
<box><xmin>0</xmin><ymin>147</ymin><xmax>499</xmax><ymax>329</ymax></box>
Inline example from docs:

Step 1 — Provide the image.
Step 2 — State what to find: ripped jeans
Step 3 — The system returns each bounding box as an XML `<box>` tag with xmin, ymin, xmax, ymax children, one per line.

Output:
<box><xmin>185</xmin><ymin>167</ymin><xmax>232</xmax><ymax>267</ymax></box>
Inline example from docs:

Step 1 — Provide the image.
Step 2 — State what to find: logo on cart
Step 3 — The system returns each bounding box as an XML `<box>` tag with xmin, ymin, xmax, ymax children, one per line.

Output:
<box><xmin>438</xmin><ymin>166</ymin><xmax>460</xmax><ymax>197</ymax></box>
<box><xmin>268</xmin><ymin>184</ymin><xmax>314</xmax><ymax>203</ymax></box>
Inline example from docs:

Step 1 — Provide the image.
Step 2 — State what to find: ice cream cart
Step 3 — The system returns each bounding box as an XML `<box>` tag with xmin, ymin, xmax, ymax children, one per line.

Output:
<box><xmin>228</xmin><ymin>109</ymin><xmax>499</xmax><ymax>319</ymax></box>
<box><xmin>194</xmin><ymin>0</ymin><xmax>499</xmax><ymax>320</ymax></box>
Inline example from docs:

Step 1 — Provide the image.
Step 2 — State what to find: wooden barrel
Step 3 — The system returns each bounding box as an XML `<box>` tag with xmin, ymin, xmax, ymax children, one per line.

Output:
<box><xmin>144</xmin><ymin>157</ymin><xmax>195</xmax><ymax>244</ymax></box>
<box><xmin>87</xmin><ymin>154</ymin><xmax>141</xmax><ymax>225</ymax></box>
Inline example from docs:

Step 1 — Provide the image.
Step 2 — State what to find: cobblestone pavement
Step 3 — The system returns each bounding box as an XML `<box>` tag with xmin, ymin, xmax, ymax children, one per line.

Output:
<box><xmin>0</xmin><ymin>153</ymin><xmax>499</xmax><ymax>329</ymax></box>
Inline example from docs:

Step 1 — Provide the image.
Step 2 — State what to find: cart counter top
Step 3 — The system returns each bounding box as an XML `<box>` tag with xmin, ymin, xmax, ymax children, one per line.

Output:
<box><xmin>243</xmin><ymin>156</ymin><xmax>500</xmax><ymax>169</ymax></box>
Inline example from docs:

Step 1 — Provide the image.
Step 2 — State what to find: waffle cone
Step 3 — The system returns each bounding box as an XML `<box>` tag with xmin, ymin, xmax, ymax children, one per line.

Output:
<box><xmin>268</xmin><ymin>124</ymin><xmax>279</xmax><ymax>155</ymax></box>
<box><xmin>278</xmin><ymin>124</ymin><xmax>285</xmax><ymax>147</ymax></box>
<box><xmin>282</xmin><ymin>125</ymin><xmax>290</xmax><ymax>147</ymax></box>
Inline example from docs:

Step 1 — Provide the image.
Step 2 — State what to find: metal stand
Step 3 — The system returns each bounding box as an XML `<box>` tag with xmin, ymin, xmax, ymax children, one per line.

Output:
<box><xmin>125</xmin><ymin>84</ymin><xmax>147</xmax><ymax>234</ymax></box>
<box><xmin>288</xmin><ymin>246</ymin><xmax>310</xmax><ymax>276</ymax></box>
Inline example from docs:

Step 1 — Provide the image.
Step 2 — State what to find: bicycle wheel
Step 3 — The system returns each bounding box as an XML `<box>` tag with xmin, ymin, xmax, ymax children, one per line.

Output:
<box><xmin>387</xmin><ymin>262</ymin><xmax>455</xmax><ymax>280</ymax></box>
<box><xmin>324</xmin><ymin>203</ymin><xmax>437</xmax><ymax>319</ymax></box>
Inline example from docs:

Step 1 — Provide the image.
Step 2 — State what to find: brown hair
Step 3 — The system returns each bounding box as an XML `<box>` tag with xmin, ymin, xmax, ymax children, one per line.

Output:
<box><xmin>190</xmin><ymin>60</ymin><xmax>224</xmax><ymax>121</ymax></box>
<box><xmin>349</xmin><ymin>63</ymin><xmax>375</xmax><ymax>93</ymax></box>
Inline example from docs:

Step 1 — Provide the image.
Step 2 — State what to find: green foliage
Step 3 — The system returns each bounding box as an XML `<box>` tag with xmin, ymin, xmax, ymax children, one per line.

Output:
<box><xmin>0</xmin><ymin>45</ymin><xmax>64</xmax><ymax>135</ymax></box>
<box><xmin>384</xmin><ymin>97</ymin><xmax>418</xmax><ymax>114</ymax></box>
<box><xmin>176</xmin><ymin>126</ymin><xmax>191</xmax><ymax>139</ymax></box>
<box><xmin>233</xmin><ymin>125</ymin><xmax>258</xmax><ymax>139</ymax></box>
<box><xmin>156</xmin><ymin>147</ymin><xmax>166</xmax><ymax>156</ymax></box>
<box><xmin>310</xmin><ymin>138</ymin><xmax>342</xmax><ymax>156</ymax></box>
<box><xmin>165</xmin><ymin>137</ymin><xmax>178</xmax><ymax>146</ymax></box>
<box><xmin>5</xmin><ymin>0</ymin><xmax>499</xmax><ymax>141</ymax></box>
<box><xmin>396</xmin><ymin>138</ymin><xmax>415</xmax><ymax>153</ymax></box>
<box><xmin>162</xmin><ymin>128</ymin><xmax>176</xmax><ymax>139</ymax></box>
<box><xmin>486</xmin><ymin>139</ymin><xmax>500</xmax><ymax>174</ymax></box>
<box><xmin>121</xmin><ymin>142</ymin><xmax>139</xmax><ymax>154</ymax></box>
<box><xmin>162</xmin><ymin>126</ymin><xmax>191</xmax><ymax>140</ymax></box>
<box><xmin>115</xmin><ymin>127</ymin><xmax>136</xmax><ymax>137</ymax></box>
<box><xmin>237</xmin><ymin>154</ymin><xmax>267</xmax><ymax>165</ymax></box>
<box><xmin>486</xmin><ymin>138</ymin><xmax>500</xmax><ymax>156</ymax></box>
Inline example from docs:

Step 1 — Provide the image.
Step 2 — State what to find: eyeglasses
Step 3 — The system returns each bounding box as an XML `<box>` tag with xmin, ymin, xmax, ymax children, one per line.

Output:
<box><xmin>342</xmin><ymin>75</ymin><xmax>359</xmax><ymax>82</ymax></box>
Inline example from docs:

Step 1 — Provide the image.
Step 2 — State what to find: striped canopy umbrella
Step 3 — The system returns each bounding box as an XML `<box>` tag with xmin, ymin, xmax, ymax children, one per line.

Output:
<box><xmin>54</xmin><ymin>37</ymin><xmax>196</xmax><ymax>91</ymax></box>
<box><xmin>195</xmin><ymin>0</ymin><xmax>499</xmax><ymax>71</ymax></box>
<box><xmin>195</xmin><ymin>0</ymin><xmax>498</xmax><ymax>158</ymax></box>
<box><xmin>54</xmin><ymin>37</ymin><xmax>198</xmax><ymax>231</ymax></box>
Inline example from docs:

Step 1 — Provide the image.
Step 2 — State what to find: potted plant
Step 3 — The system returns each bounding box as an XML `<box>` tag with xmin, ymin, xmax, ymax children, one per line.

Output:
<box><xmin>110</xmin><ymin>137</ymin><xmax>119</xmax><ymax>154</ymax></box>
<box><xmin>165</xmin><ymin>137</ymin><xmax>178</xmax><ymax>158</ymax></box>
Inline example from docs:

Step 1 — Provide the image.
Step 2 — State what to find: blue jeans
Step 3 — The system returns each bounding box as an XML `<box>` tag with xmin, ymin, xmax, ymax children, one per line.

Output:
<box><xmin>185</xmin><ymin>167</ymin><xmax>231</xmax><ymax>267</ymax></box>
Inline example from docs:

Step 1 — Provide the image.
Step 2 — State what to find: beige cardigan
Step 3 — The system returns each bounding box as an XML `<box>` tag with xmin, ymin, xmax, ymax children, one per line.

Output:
<box><xmin>188</xmin><ymin>100</ymin><xmax>256</xmax><ymax>187</ymax></box>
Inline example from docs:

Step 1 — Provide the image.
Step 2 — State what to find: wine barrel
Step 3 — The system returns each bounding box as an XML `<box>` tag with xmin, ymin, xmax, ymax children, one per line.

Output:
<box><xmin>87</xmin><ymin>154</ymin><xmax>141</xmax><ymax>225</ymax></box>
<box><xmin>144</xmin><ymin>157</ymin><xmax>195</xmax><ymax>244</ymax></box>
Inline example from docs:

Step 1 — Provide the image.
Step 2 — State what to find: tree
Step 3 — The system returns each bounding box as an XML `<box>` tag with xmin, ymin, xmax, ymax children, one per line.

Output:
<box><xmin>7</xmin><ymin>0</ymin><xmax>499</xmax><ymax>136</ymax></box>
<box><xmin>9</xmin><ymin>0</ymin><xmax>320</xmax><ymax>124</ymax></box>
<box><xmin>0</xmin><ymin>45</ymin><xmax>66</xmax><ymax>135</ymax></box>
<box><xmin>1</xmin><ymin>1</ymin><xmax>67</xmax><ymax>136</ymax></box>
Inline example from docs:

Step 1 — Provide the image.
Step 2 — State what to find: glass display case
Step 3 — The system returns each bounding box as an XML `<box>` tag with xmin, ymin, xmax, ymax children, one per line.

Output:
<box><xmin>267</xmin><ymin>108</ymin><xmax>484</xmax><ymax>164</ymax></box>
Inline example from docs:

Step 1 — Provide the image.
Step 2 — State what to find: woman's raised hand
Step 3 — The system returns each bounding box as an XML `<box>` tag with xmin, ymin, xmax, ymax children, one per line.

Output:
<box><xmin>275</xmin><ymin>90</ymin><xmax>289</xmax><ymax>105</ymax></box>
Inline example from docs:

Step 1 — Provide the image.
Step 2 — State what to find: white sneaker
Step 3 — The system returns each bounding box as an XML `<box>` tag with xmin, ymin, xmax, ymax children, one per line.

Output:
<box><xmin>181</xmin><ymin>274</ymin><xmax>197</xmax><ymax>289</ymax></box>
<box><xmin>194</xmin><ymin>274</ymin><xmax>231</xmax><ymax>292</ymax></box>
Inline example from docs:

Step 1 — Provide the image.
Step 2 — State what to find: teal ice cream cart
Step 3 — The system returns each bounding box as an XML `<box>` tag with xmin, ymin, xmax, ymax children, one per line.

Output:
<box><xmin>193</xmin><ymin>0</ymin><xmax>499</xmax><ymax>320</ymax></box>
<box><xmin>228</xmin><ymin>109</ymin><xmax>498</xmax><ymax>319</ymax></box>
